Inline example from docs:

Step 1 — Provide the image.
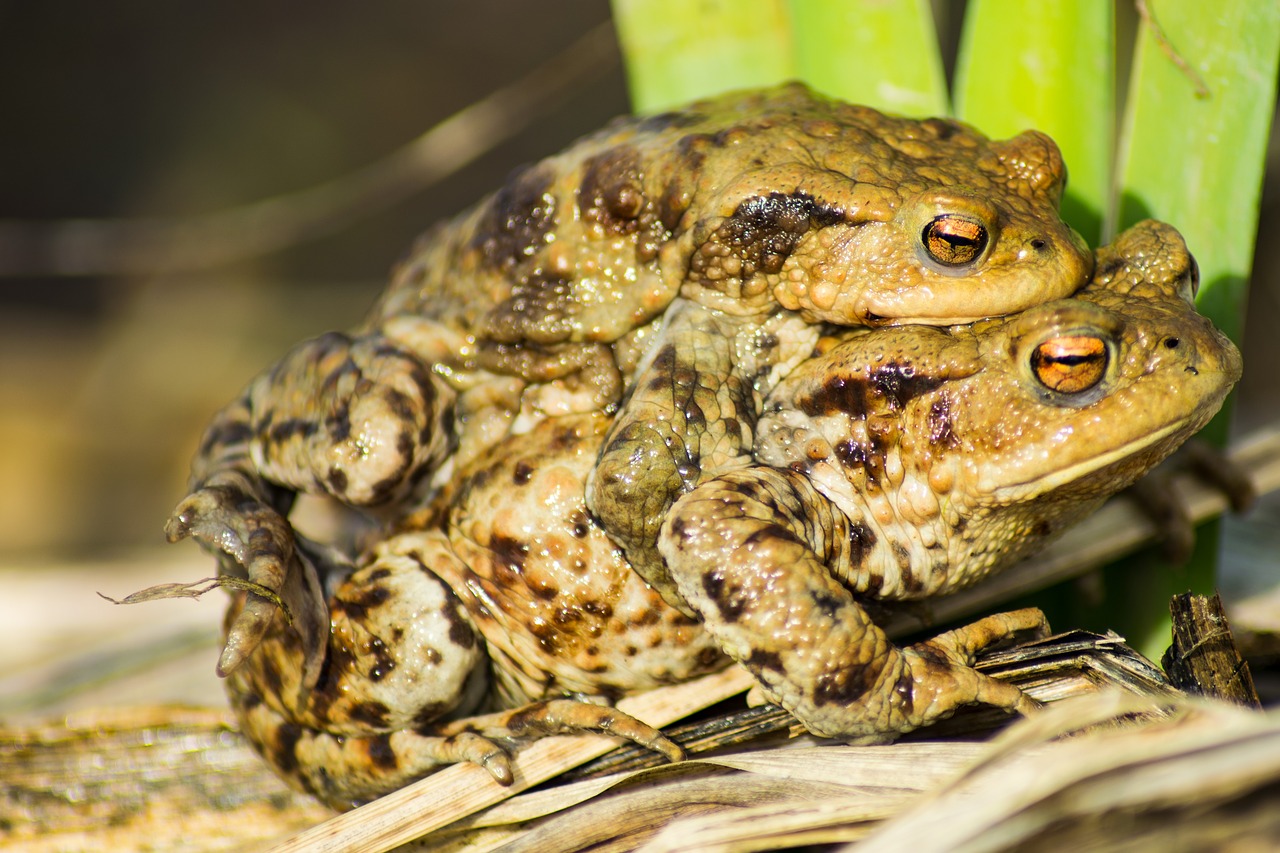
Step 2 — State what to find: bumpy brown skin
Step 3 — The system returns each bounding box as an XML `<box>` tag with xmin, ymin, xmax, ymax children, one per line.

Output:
<box><xmin>168</xmin><ymin>84</ymin><xmax>1092</xmax><ymax>669</ymax></box>
<box><xmin>658</xmin><ymin>221</ymin><xmax>1240</xmax><ymax>741</ymax></box>
<box><xmin>228</xmin><ymin>413</ymin><xmax>722</xmax><ymax>809</ymax></box>
<box><xmin>226</xmin><ymin>222</ymin><xmax>1234</xmax><ymax>809</ymax></box>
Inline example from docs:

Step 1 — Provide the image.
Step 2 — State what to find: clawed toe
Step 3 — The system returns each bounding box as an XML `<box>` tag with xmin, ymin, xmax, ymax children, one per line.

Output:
<box><xmin>167</xmin><ymin>482</ymin><xmax>331</xmax><ymax>684</ymax></box>
<box><xmin>442</xmin><ymin>698</ymin><xmax>684</xmax><ymax>766</ymax></box>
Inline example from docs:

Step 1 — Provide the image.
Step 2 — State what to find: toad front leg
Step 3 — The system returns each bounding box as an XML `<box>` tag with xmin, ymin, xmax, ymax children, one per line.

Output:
<box><xmin>658</xmin><ymin>468</ymin><xmax>1041</xmax><ymax>741</ymax></box>
<box><xmin>167</xmin><ymin>331</ymin><xmax>457</xmax><ymax>674</ymax></box>
<box><xmin>588</xmin><ymin>301</ymin><xmax>818</xmax><ymax>606</ymax></box>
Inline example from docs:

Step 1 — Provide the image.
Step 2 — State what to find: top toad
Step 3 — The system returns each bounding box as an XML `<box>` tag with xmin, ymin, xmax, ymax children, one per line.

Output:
<box><xmin>168</xmin><ymin>84</ymin><xmax>1091</xmax><ymax>670</ymax></box>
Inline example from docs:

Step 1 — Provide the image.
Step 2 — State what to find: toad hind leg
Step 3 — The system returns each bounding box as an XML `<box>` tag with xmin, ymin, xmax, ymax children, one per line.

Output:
<box><xmin>166</xmin><ymin>331</ymin><xmax>457</xmax><ymax>673</ymax></box>
<box><xmin>659</xmin><ymin>468</ymin><xmax>1041</xmax><ymax>742</ymax></box>
<box><xmin>227</xmin><ymin>535</ymin><xmax>681</xmax><ymax>808</ymax></box>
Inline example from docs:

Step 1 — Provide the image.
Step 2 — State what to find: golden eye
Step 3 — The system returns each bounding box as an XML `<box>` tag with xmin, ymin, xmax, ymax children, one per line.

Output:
<box><xmin>1031</xmin><ymin>335</ymin><xmax>1108</xmax><ymax>394</ymax></box>
<box><xmin>921</xmin><ymin>214</ymin><xmax>989</xmax><ymax>267</ymax></box>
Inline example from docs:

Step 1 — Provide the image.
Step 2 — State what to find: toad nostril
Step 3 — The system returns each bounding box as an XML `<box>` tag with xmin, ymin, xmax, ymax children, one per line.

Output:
<box><xmin>1030</xmin><ymin>238</ymin><xmax>1047</xmax><ymax>250</ymax></box>
<box><xmin>1185</xmin><ymin>365</ymin><xmax>1199</xmax><ymax>375</ymax></box>
<box><xmin>1164</xmin><ymin>337</ymin><xmax>1181</xmax><ymax>349</ymax></box>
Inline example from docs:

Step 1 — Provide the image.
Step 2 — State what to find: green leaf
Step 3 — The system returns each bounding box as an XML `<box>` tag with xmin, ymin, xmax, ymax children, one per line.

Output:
<box><xmin>611</xmin><ymin>0</ymin><xmax>795</xmax><ymax>112</ymax></box>
<box><xmin>787</xmin><ymin>0</ymin><xmax>947</xmax><ymax>116</ymax></box>
<box><xmin>1114</xmin><ymin>0</ymin><xmax>1280</xmax><ymax>345</ymax></box>
<box><xmin>1106</xmin><ymin>0</ymin><xmax>1279</xmax><ymax>660</ymax></box>
<box><xmin>954</xmin><ymin>0</ymin><xmax>1114</xmax><ymax>245</ymax></box>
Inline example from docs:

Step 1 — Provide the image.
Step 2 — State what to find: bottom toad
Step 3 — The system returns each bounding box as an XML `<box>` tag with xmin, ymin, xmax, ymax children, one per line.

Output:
<box><xmin>221</xmin><ymin>222</ymin><xmax>1239</xmax><ymax>808</ymax></box>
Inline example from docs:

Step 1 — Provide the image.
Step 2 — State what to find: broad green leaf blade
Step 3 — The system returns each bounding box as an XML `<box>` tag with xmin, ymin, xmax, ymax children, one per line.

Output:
<box><xmin>787</xmin><ymin>0</ymin><xmax>947</xmax><ymax>116</ymax></box>
<box><xmin>954</xmin><ymin>0</ymin><xmax>1114</xmax><ymax>245</ymax></box>
<box><xmin>611</xmin><ymin>0</ymin><xmax>795</xmax><ymax>112</ymax></box>
<box><xmin>1114</xmin><ymin>0</ymin><xmax>1280</xmax><ymax>345</ymax></box>
<box><xmin>1107</xmin><ymin>0</ymin><xmax>1279</xmax><ymax>660</ymax></box>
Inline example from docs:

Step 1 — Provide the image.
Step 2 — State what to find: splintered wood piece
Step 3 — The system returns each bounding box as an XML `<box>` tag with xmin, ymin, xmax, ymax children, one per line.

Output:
<box><xmin>1164</xmin><ymin>592</ymin><xmax>1261</xmax><ymax>707</ymax></box>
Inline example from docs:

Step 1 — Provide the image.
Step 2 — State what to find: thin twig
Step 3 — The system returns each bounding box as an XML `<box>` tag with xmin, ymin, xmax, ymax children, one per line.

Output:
<box><xmin>0</xmin><ymin>23</ymin><xmax>619</xmax><ymax>278</ymax></box>
<box><xmin>1135</xmin><ymin>0</ymin><xmax>1211</xmax><ymax>98</ymax></box>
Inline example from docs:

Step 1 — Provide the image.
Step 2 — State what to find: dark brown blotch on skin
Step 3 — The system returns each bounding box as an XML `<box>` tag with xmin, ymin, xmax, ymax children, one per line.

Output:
<box><xmin>896</xmin><ymin>543</ymin><xmax>925</xmax><ymax>594</ymax></box>
<box><xmin>530</xmin><ymin>577</ymin><xmax>561</xmax><ymax>601</ymax></box>
<box><xmin>366</xmin><ymin>636</ymin><xmax>396</xmax><ymax>682</ymax></box>
<box><xmin>364</xmin><ymin>733</ymin><xmax>399</xmax><ymax>771</ymax></box>
<box><xmin>197</xmin><ymin>417</ymin><xmax>253</xmax><ymax>458</ymax></box>
<box><xmin>577</xmin><ymin>145</ymin><xmax>646</xmax><ymax>232</ymax></box>
<box><xmin>697</xmin><ymin>192</ymin><xmax>844</xmax><ymax>280</ymax></box>
<box><xmin>326</xmin><ymin>403</ymin><xmax>352</xmax><ymax>444</ymax></box>
<box><xmin>271</xmin><ymin>721</ymin><xmax>304</xmax><ymax>775</ymax></box>
<box><xmin>637</xmin><ymin>109</ymin><xmax>705</xmax><ymax>134</ymax></box>
<box><xmin>701</xmin><ymin>569</ymin><xmax>751</xmax><ymax>623</ymax></box>
<box><xmin>512</xmin><ymin>461</ymin><xmax>534</xmax><ymax>485</ymax></box>
<box><xmin>264</xmin><ymin>417</ymin><xmax>318</xmax><ymax>444</ymax></box>
<box><xmin>799</xmin><ymin>362</ymin><xmax>947</xmax><ymax>418</ymax></box>
<box><xmin>846</xmin><ymin>523</ymin><xmax>877</xmax><ymax>568</ymax></box>
<box><xmin>746</xmin><ymin>648</ymin><xmax>784</xmax><ymax>672</ymax></box>
<box><xmin>834</xmin><ymin>439</ymin><xmax>869</xmax><ymax>470</ymax></box>
<box><xmin>491</xmin><ymin>272</ymin><xmax>575</xmax><ymax>345</ymax></box>
<box><xmin>529</xmin><ymin>620</ymin><xmax>562</xmax><ymax>655</ymax></box>
<box><xmin>326</xmin><ymin>466</ymin><xmax>350</xmax><ymax>495</ymax></box>
<box><xmin>551</xmin><ymin>423</ymin><xmax>587</xmax><ymax>452</ymax></box>
<box><xmin>1094</xmin><ymin>253</ymin><xmax>1129</xmax><ymax>282</ymax></box>
<box><xmin>582</xmin><ymin>599</ymin><xmax>614</xmax><ymax>619</ymax></box>
<box><xmin>645</xmin><ymin>344</ymin><xmax>680</xmax><ymax>392</ymax></box>
<box><xmin>927</xmin><ymin>395</ymin><xmax>960</xmax><ymax>449</ymax></box>
<box><xmin>255</xmin><ymin>653</ymin><xmax>286</xmax><ymax>707</ymax></box>
<box><xmin>489</xmin><ymin>534</ymin><xmax>528</xmax><ymax>573</ymax></box>
<box><xmin>810</xmin><ymin>589</ymin><xmax>845</xmax><ymax>619</ymax></box>
<box><xmin>657</xmin><ymin>178</ymin><xmax>693</xmax><ymax>232</ymax></box>
<box><xmin>812</xmin><ymin>665</ymin><xmax>875</xmax><ymax>707</ymax></box>
<box><xmin>468</xmin><ymin>163</ymin><xmax>556</xmax><ymax>271</ymax></box>
<box><xmin>336</xmin><ymin>583</ymin><xmax>392</xmax><ymax>623</ymax></box>
<box><xmin>349</xmin><ymin>700</ymin><xmax>391</xmax><ymax>729</ymax></box>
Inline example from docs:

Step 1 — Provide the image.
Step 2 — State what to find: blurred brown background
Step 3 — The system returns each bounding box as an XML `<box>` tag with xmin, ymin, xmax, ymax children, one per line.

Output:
<box><xmin>0</xmin><ymin>3</ymin><xmax>1276</xmax><ymax>708</ymax></box>
<box><xmin>0</xmin><ymin>1</ymin><xmax>631</xmax><ymax>559</ymax></box>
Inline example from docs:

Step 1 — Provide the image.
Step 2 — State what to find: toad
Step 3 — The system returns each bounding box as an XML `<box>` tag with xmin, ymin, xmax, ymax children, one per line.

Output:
<box><xmin>221</xmin><ymin>221</ymin><xmax>1236</xmax><ymax>808</ymax></box>
<box><xmin>167</xmin><ymin>85</ymin><xmax>1091</xmax><ymax>677</ymax></box>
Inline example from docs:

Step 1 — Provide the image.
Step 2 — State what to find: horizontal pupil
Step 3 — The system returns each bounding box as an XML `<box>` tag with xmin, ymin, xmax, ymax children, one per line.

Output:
<box><xmin>1045</xmin><ymin>353</ymin><xmax>1103</xmax><ymax>366</ymax></box>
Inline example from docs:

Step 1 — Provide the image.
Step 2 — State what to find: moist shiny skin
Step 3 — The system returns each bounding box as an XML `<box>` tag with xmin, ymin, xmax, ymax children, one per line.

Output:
<box><xmin>221</xmin><ymin>221</ymin><xmax>1237</xmax><ymax>808</ymax></box>
<box><xmin>167</xmin><ymin>84</ymin><xmax>1092</xmax><ymax>685</ymax></box>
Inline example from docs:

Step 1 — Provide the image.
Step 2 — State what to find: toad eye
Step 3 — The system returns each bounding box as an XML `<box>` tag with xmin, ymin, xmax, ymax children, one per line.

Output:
<box><xmin>1031</xmin><ymin>335</ymin><xmax>1109</xmax><ymax>394</ymax></box>
<box><xmin>921</xmin><ymin>214</ymin><xmax>989</xmax><ymax>267</ymax></box>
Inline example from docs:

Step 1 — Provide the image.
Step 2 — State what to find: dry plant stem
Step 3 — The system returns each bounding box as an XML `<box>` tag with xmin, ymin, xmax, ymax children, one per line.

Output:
<box><xmin>1164</xmin><ymin>592</ymin><xmax>1261</xmax><ymax>706</ymax></box>
<box><xmin>0</xmin><ymin>23</ymin><xmax>619</xmax><ymax>277</ymax></box>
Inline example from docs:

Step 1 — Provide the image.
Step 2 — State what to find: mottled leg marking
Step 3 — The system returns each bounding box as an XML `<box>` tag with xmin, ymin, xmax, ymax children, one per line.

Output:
<box><xmin>902</xmin><ymin>608</ymin><xmax>1050</xmax><ymax>723</ymax></box>
<box><xmin>225</xmin><ymin>538</ymin><xmax>503</xmax><ymax>807</ymax></box>
<box><xmin>659</xmin><ymin>468</ymin><xmax>1040</xmax><ymax>742</ymax></box>
<box><xmin>589</xmin><ymin>300</ymin><xmax>808</xmax><ymax>607</ymax></box>
<box><xmin>167</xmin><ymin>332</ymin><xmax>457</xmax><ymax>674</ymax></box>
<box><xmin>243</xmin><ymin>331</ymin><xmax>457</xmax><ymax>506</ymax></box>
<box><xmin>232</xmin><ymin>688</ymin><xmax>513</xmax><ymax>810</ymax></box>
